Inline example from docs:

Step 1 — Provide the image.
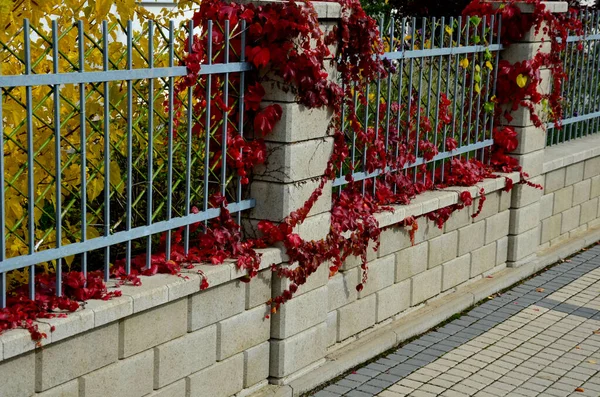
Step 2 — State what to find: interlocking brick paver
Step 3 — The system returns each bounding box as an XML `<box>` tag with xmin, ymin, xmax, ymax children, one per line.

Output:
<box><xmin>309</xmin><ymin>245</ymin><xmax>600</xmax><ymax>396</ymax></box>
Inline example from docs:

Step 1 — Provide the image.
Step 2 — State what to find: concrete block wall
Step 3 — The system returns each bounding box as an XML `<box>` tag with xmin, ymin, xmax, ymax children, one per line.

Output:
<box><xmin>538</xmin><ymin>148</ymin><xmax>600</xmax><ymax>251</ymax></box>
<box><xmin>324</xmin><ymin>186</ymin><xmax>511</xmax><ymax>355</ymax></box>
<box><xmin>0</xmin><ymin>250</ymin><xmax>283</xmax><ymax>397</ymax></box>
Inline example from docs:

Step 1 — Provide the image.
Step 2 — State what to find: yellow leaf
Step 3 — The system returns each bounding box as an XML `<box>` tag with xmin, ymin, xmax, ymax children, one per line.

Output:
<box><xmin>475</xmin><ymin>83</ymin><xmax>481</xmax><ymax>94</ymax></box>
<box><xmin>110</xmin><ymin>160</ymin><xmax>125</xmax><ymax>195</ymax></box>
<box><xmin>475</xmin><ymin>65</ymin><xmax>481</xmax><ymax>72</ymax></box>
<box><xmin>516</xmin><ymin>74</ymin><xmax>528</xmax><ymax>88</ymax></box>
<box><xmin>459</xmin><ymin>58</ymin><xmax>469</xmax><ymax>68</ymax></box>
<box><xmin>445</xmin><ymin>26</ymin><xmax>453</xmax><ymax>35</ymax></box>
<box><xmin>486</xmin><ymin>61</ymin><xmax>493</xmax><ymax>70</ymax></box>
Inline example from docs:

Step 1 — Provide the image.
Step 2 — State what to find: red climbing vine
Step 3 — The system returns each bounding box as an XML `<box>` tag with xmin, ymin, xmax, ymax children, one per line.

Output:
<box><xmin>0</xmin><ymin>0</ymin><xmax>582</xmax><ymax>339</ymax></box>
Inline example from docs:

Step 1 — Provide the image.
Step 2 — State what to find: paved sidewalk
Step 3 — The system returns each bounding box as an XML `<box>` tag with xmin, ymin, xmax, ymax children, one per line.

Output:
<box><xmin>312</xmin><ymin>245</ymin><xmax>600</xmax><ymax>397</ymax></box>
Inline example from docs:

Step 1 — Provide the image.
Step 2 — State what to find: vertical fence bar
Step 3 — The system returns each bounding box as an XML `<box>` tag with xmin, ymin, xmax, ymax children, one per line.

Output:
<box><xmin>78</xmin><ymin>20</ymin><xmax>87</xmax><ymax>281</ymax></box>
<box><xmin>569</xmin><ymin>12</ymin><xmax>584</xmax><ymax>141</ymax></box>
<box><xmin>587</xmin><ymin>12</ymin><xmax>600</xmax><ymax>136</ymax></box>
<box><xmin>203</xmin><ymin>21</ymin><xmax>213</xmax><ymax>225</ymax></box>
<box><xmin>563</xmin><ymin>13</ymin><xmax>576</xmax><ymax>143</ymax></box>
<box><xmin>414</xmin><ymin>17</ymin><xmax>426</xmax><ymax>182</ymax></box>
<box><xmin>24</xmin><ymin>20</ymin><xmax>36</xmax><ymax>300</ymax></box>
<box><xmin>451</xmin><ymin>17</ymin><xmax>463</xmax><ymax>151</ymax></box>
<box><xmin>591</xmin><ymin>12</ymin><xmax>600</xmax><ymax>135</ymax></box>
<box><xmin>441</xmin><ymin>16</ymin><xmax>455</xmax><ymax>182</ymax></box>
<box><xmin>582</xmin><ymin>12</ymin><xmax>594</xmax><ymax>136</ymax></box>
<box><xmin>126</xmin><ymin>20</ymin><xmax>133</xmax><ymax>275</ymax></box>
<box><xmin>488</xmin><ymin>15</ymin><xmax>501</xmax><ymax>164</ymax></box>
<box><xmin>474</xmin><ymin>16</ymin><xmax>485</xmax><ymax>161</ymax></box>
<box><xmin>406</xmin><ymin>18</ymin><xmax>416</xmax><ymax>178</ymax></box>
<box><xmin>466</xmin><ymin>19</ymin><xmax>476</xmax><ymax>160</ymax></box>
<box><xmin>361</xmin><ymin>78</ymin><xmax>370</xmax><ymax>195</ymax></box>
<box><xmin>221</xmin><ymin>20</ymin><xmax>230</xmax><ymax>198</ymax></box>
<box><xmin>146</xmin><ymin>21</ymin><xmax>154</xmax><ymax>269</ymax></box>
<box><xmin>102</xmin><ymin>21</ymin><xmax>110</xmax><ymax>281</ymax></box>
<box><xmin>236</xmin><ymin>20</ymin><xmax>246</xmax><ymax>225</ymax></box>
<box><xmin>185</xmin><ymin>20</ymin><xmax>194</xmax><ymax>254</ymax></box>
<box><xmin>0</xmin><ymin>40</ymin><xmax>5</xmax><ymax>307</ymax></box>
<box><xmin>394</xmin><ymin>17</ymin><xmax>406</xmax><ymax>192</ymax></box>
<box><xmin>165</xmin><ymin>21</ymin><xmax>175</xmax><ymax>260</ymax></box>
<box><xmin>53</xmin><ymin>20</ymin><xmax>63</xmax><ymax>294</ymax></box>
<box><xmin>384</xmin><ymin>17</ymin><xmax>394</xmax><ymax>167</ymax></box>
<box><xmin>432</xmin><ymin>17</ymin><xmax>444</xmax><ymax>184</ymax></box>
<box><xmin>574</xmin><ymin>10</ymin><xmax>588</xmax><ymax>139</ymax></box>
<box><xmin>481</xmin><ymin>14</ymin><xmax>494</xmax><ymax>159</ymax></box>
<box><xmin>425</xmin><ymin>17</ymin><xmax>435</xmax><ymax>183</ymax></box>
<box><xmin>459</xmin><ymin>19</ymin><xmax>471</xmax><ymax>157</ymax></box>
<box><xmin>373</xmin><ymin>17</ymin><xmax>384</xmax><ymax>195</ymax></box>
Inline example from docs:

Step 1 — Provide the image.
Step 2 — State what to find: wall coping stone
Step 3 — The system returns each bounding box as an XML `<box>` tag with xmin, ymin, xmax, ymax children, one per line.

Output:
<box><xmin>486</xmin><ymin>1</ymin><xmax>568</xmax><ymax>13</ymax></box>
<box><xmin>0</xmin><ymin>173</ymin><xmax>517</xmax><ymax>362</ymax></box>
<box><xmin>543</xmin><ymin>134</ymin><xmax>600</xmax><ymax>175</ymax></box>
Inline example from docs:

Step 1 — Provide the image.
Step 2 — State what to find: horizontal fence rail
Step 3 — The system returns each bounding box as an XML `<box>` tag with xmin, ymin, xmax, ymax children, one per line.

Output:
<box><xmin>0</xmin><ymin>18</ymin><xmax>254</xmax><ymax>306</ymax></box>
<box><xmin>334</xmin><ymin>15</ymin><xmax>502</xmax><ymax>191</ymax></box>
<box><xmin>548</xmin><ymin>10</ymin><xmax>600</xmax><ymax>146</ymax></box>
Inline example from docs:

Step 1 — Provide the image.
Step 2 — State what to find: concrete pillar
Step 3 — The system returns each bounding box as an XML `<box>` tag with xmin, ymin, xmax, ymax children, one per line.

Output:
<box><xmin>499</xmin><ymin>1</ymin><xmax>568</xmax><ymax>266</ymax></box>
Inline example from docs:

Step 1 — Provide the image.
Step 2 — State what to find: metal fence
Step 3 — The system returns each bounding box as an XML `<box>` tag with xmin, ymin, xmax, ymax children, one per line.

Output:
<box><xmin>548</xmin><ymin>10</ymin><xmax>600</xmax><ymax>146</ymax></box>
<box><xmin>0</xmin><ymin>18</ymin><xmax>253</xmax><ymax>305</ymax></box>
<box><xmin>333</xmin><ymin>15</ymin><xmax>502</xmax><ymax>191</ymax></box>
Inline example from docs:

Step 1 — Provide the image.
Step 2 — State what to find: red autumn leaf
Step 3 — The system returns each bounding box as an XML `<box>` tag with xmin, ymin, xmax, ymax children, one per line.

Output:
<box><xmin>254</xmin><ymin>104</ymin><xmax>283</xmax><ymax>136</ymax></box>
<box><xmin>244</xmin><ymin>82</ymin><xmax>265</xmax><ymax>111</ymax></box>
<box><xmin>247</xmin><ymin>46</ymin><xmax>270</xmax><ymax>68</ymax></box>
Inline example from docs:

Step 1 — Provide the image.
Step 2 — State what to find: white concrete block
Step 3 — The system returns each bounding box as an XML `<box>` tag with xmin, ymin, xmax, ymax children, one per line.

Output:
<box><xmin>591</xmin><ymin>175</ymin><xmax>600</xmax><ymax>198</ymax></box>
<box><xmin>541</xmin><ymin>213</ymin><xmax>562</xmax><ymax>244</ymax></box>
<box><xmin>580</xmin><ymin>198</ymin><xmax>599</xmax><ymax>225</ymax></box>
<box><xmin>36</xmin><ymin>380</ymin><xmax>78</xmax><ymax>397</ymax></box>
<box><xmin>378</xmin><ymin>225</ymin><xmax>412</xmax><ymax>257</ymax></box>
<box><xmin>584</xmin><ymin>156</ymin><xmax>600</xmax><ymax>179</ymax></box>
<box><xmin>336</xmin><ymin>294</ymin><xmax>377</xmax><ymax>341</ymax></box>
<box><xmin>470</xmin><ymin>243</ymin><xmax>496</xmax><ymax>277</ymax></box>
<box><xmin>411</xmin><ymin>267</ymin><xmax>442</xmax><ymax>305</ymax></box>
<box><xmin>36</xmin><ymin>323</ymin><xmax>118</xmax><ymax>391</ymax></box>
<box><xmin>565</xmin><ymin>162</ymin><xmax>584</xmax><ymax>186</ymax></box>
<box><xmin>188</xmin><ymin>280</ymin><xmax>245</xmax><ymax>332</ymax></box>
<box><xmin>442</xmin><ymin>254</ymin><xmax>471</xmax><ymax>291</ymax></box>
<box><xmin>485</xmin><ymin>210</ymin><xmax>510</xmax><ymax>245</ymax></box>
<box><xmin>358</xmin><ymin>255</ymin><xmax>395</xmax><ymax>298</ymax></box>
<box><xmin>254</xmin><ymin>138</ymin><xmax>333</xmax><ymax>183</ymax></box>
<box><xmin>573</xmin><ymin>179</ymin><xmax>591</xmax><ymax>206</ymax></box>
<box><xmin>545</xmin><ymin>168</ymin><xmax>566</xmax><ymax>193</ymax></box>
<box><xmin>217</xmin><ymin>305</ymin><xmax>270</xmax><ymax>360</ymax></box>
<box><xmin>539</xmin><ymin>193</ymin><xmax>554</xmax><ymax>220</ymax></box>
<box><xmin>272</xmin><ymin>261</ymin><xmax>328</xmax><ymax>298</ymax></box>
<box><xmin>428</xmin><ymin>231</ymin><xmax>458</xmax><ymax>268</ymax></box>
<box><xmin>264</xmin><ymin>101</ymin><xmax>333</xmax><ymax>143</ymax></box>
<box><xmin>80</xmin><ymin>350</ymin><xmax>154</xmax><ymax>397</ymax></box>
<box><xmin>395</xmin><ymin>242</ymin><xmax>428</xmax><ymax>282</ymax></box>
<box><xmin>326</xmin><ymin>311</ymin><xmax>338</xmax><ymax>347</ymax></box>
<box><xmin>145</xmin><ymin>379</ymin><xmax>186</xmax><ymax>397</ymax></box>
<box><xmin>509</xmin><ymin>202</ymin><xmax>540</xmax><ymax>234</ymax></box>
<box><xmin>512</xmin><ymin>125</ymin><xmax>546</xmax><ymax>154</ymax></box>
<box><xmin>507</xmin><ymin>226</ymin><xmax>540</xmax><ymax>262</ymax></box>
<box><xmin>496</xmin><ymin>237</ymin><xmax>508</xmax><ymax>265</ymax></box>
<box><xmin>553</xmin><ymin>185</ymin><xmax>574</xmax><ymax>215</ymax></box>
<box><xmin>250</xmin><ymin>179</ymin><xmax>332</xmax><ymax>221</ymax></box>
<box><xmin>472</xmin><ymin>191</ymin><xmax>499</xmax><ymax>220</ymax></box>
<box><xmin>458</xmin><ymin>221</ymin><xmax>485</xmax><ymax>256</ymax></box>
<box><xmin>243</xmin><ymin>342</ymin><xmax>270</xmax><ymax>388</ymax></box>
<box><xmin>154</xmin><ymin>325</ymin><xmax>217</xmax><ymax>388</ymax></box>
<box><xmin>376</xmin><ymin>280</ymin><xmax>411</xmax><ymax>322</ymax></box>
<box><xmin>187</xmin><ymin>353</ymin><xmax>244</xmax><ymax>397</ymax></box>
<box><xmin>443</xmin><ymin>206</ymin><xmax>470</xmax><ymax>232</ymax></box>
<box><xmin>270</xmin><ymin>323</ymin><xmax>327</xmax><ymax>378</ymax></box>
<box><xmin>511</xmin><ymin>175</ymin><xmax>544</xmax><ymax>208</ymax></box>
<box><xmin>0</xmin><ymin>353</ymin><xmax>34</xmax><ymax>397</ymax></box>
<box><xmin>561</xmin><ymin>205</ymin><xmax>581</xmax><ymax>234</ymax></box>
<box><xmin>246</xmin><ymin>269</ymin><xmax>272</xmax><ymax>309</ymax></box>
<box><xmin>328</xmin><ymin>267</ymin><xmax>360</xmax><ymax>312</ymax></box>
<box><xmin>271</xmin><ymin>286</ymin><xmax>327</xmax><ymax>339</ymax></box>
